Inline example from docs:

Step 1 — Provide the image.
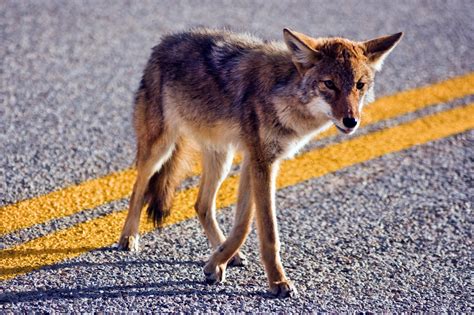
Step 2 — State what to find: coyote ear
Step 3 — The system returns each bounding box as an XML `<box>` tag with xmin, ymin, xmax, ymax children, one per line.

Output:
<box><xmin>363</xmin><ymin>32</ymin><xmax>403</xmax><ymax>71</ymax></box>
<box><xmin>283</xmin><ymin>28</ymin><xmax>321</xmax><ymax>75</ymax></box>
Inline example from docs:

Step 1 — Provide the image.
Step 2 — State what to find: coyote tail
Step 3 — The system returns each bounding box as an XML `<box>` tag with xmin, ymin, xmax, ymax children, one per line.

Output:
<box><xmin>144</xmin><ymin>137</ymin><xmax>195</xmax><ymax>227</ymax></box>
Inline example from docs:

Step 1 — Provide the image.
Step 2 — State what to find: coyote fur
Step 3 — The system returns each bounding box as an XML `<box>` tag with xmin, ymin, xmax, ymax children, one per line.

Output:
<box><xmin>118</xmin><ymin>27</ymin><xmax>402</xmax><ymax>297</ymax></box>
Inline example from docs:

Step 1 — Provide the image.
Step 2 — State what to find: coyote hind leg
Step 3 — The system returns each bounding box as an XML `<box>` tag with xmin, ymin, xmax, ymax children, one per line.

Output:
<box><xmin>118</xmin><ymin>133</ymin><xmax>176</xmax><ymax>251</ymax></box>
<box><xmin>203</xmin><ymin>154</ymin><xmax>254</xmax><ymax>284</ymax></box>
<box><xmin>195</xmin><ymin>148</ymin><xmax>247</xmax><ymax>267</ymax></box>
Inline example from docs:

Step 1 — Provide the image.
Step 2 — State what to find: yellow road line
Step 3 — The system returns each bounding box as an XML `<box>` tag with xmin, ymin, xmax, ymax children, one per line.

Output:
<box><xmin>1</xmin><ymin>72</ymin><xmax>474</xmax><ymax>236</ymax></box>
<box><xmin>1</xmin><ymin>104</ymin><xmax>473</xmax><ymax>281</ymax></box>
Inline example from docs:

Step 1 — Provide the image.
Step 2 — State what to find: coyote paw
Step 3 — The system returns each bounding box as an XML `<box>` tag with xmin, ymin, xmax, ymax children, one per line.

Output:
<box><xmin>227</xmin><ymin>252</ymin><xmax>247</xmax><ymax>268</ymax></box>
<box><xmin>118</xmin><ymin>234</ymin><xmax>140</xmax><ymax>252</ymax></box>
<box><xmin>269</xmin><ymin>280</ymin><xmax>298</xmax><ymax>298</ymax></box>
<box><xmin>203</xmin><ymin>262</ymin><xmax>226</xmax><ymax>284</ymax></box>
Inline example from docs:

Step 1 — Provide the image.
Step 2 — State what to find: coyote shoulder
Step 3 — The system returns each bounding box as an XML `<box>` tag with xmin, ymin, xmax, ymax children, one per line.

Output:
<box><xmin>118</xmin><ymin>27</ymin><xmax>402</xmax><ymax>297</ymax></box>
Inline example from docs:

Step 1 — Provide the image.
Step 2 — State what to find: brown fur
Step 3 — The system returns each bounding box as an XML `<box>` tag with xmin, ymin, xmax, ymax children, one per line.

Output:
<box><xmin>145</xmin><ymin>137</ymin><xmax>194</xmax><ymax>225</ymax></box>
<box><xmin>118</xmin><ymin>27</ymin><xmax>402</xmax><ymax>297</ymax></box>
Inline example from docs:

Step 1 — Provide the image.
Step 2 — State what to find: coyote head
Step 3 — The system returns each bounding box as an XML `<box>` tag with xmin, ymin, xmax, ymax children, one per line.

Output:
<box><xmin>283</xmin><ymin>28</ymin><xmax>403</xmax><ymax>134</ymax></box>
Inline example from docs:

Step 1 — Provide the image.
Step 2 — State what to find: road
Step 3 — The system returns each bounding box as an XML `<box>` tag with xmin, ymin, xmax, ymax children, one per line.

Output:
<box><xmin>1</xmin><ymin>0</ymin><xmax>473</xmax><ymax>312</ymax></box>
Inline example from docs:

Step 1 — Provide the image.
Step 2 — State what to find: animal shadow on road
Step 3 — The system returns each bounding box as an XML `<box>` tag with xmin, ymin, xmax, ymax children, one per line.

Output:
<box><xmin>0</xmin><ymin>246</ymin><xmax>99</xmax><ymax>277</ymax></box>
<box><xmin>0</xmin><ymin>248</ymin><xmax>269</xmax><ymax>304</ymax></box>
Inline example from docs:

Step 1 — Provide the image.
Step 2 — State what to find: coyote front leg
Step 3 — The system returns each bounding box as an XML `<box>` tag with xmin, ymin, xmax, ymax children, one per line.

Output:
<box><xmin>251</xmin><ymin>160</ymin><xmax>297</xmax><ymax>298</ymax></box>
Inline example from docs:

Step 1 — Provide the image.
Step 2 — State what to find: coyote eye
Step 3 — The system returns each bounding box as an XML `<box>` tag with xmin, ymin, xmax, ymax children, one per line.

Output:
<box><xmin>324</xmin><ymin>80</ymin><xmax>336</xmax><ymax>90</ymax></box>
<box><xmin>356</xmin><ymin>81</ymin><xmax>365</xmax><ymax>90</ymax></box>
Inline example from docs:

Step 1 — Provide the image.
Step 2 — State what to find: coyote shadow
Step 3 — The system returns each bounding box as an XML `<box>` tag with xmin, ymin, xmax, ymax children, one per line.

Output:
<box><xmin>0</xmin><ymin>279</ymin><xmax>267</xmax><ymax>304</ymax></box>
<box><xmin>1</xmin><ymin>263</ymin><xmax>268</xmax><ymax>304</ymax></box>
<box><xmin>0</xmin><ymin>246</ymin><xmax>202</xmax><ymax>277</ymax></box>
<box><xmin>0</xmin><ymin>247</ymin><xmax>271</xmax><ymax>303</ymax></box>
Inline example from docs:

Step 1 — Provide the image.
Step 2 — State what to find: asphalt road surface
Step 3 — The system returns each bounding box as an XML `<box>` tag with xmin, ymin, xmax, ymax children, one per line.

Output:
<box><xmin>1</xmin><ymin>0</ymin><xmax>473</xmax><ymax>312</ymax></box>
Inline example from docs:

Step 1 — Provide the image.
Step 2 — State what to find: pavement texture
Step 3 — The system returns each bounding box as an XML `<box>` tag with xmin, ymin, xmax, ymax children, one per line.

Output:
<box><xmin>1</xmin><ymin>0</ymin><xmax>473</xmax><ymax>312</ymax></box>
<box><xmin>1</xmin><ymin>132</ymin><xmax>472</xmax><ymax>312</ymax></box>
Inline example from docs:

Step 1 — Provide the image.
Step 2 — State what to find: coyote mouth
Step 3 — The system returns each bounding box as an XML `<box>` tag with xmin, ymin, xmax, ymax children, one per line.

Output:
<box><xmin>335</xmin><ymin>124</ymin><xmax>353</xmax><ymax>134</ymax></box>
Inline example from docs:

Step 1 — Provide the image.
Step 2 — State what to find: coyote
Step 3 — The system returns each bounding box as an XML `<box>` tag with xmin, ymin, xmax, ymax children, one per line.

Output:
<box><xmin>118</xmin><ymin>27</ymin><xmax>402</xmax><ymax>297</ymax></box>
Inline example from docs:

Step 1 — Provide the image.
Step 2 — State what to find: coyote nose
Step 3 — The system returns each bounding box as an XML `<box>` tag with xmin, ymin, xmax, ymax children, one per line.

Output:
<box><xmin>342</xmin><ymin>117</ymin><xmax>358</xmax><ymax>128</ymax></box>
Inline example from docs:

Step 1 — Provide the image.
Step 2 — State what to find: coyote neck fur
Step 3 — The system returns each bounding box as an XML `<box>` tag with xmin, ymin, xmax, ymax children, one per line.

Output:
<box><xmin>226</xmin><ymin>49</ymin><xmax>333</xmax><ymax>161</ymax></box>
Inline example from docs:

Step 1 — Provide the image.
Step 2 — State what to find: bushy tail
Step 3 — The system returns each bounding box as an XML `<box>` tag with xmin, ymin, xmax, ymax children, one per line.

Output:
<box><xmin>145</xmin><ymin>137</ymin><xmax>195</xmax><ymax>226</ymax></box>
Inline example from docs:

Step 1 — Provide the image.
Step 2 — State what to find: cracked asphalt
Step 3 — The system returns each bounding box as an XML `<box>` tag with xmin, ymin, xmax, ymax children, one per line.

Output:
<box><xmin>1</xmin><ymin>0</ymin><xmax>473</xmax><ymax>312</ymax></box>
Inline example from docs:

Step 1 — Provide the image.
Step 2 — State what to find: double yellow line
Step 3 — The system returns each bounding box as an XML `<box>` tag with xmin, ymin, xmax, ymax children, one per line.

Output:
<box><xmin>1</xmin><ymin>73</ymin><xmax>474</xmax><ymax>281</ymax></box>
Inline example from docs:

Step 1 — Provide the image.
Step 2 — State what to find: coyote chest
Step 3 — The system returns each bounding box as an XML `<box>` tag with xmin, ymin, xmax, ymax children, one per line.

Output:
<box><xmin>279</xmin><ymin>123</ymin><xmax>331</xmax><ymax>159</ymax></box>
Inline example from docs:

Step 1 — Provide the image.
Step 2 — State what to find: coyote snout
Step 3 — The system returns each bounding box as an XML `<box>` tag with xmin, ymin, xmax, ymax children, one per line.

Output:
<box><xmin>118</xmin><ymin>27</ymin><xmax>402</xmax><ymax>298</ymax></box>
<box><xmin>332</xmin><ymin>94</ymin><xmax>362</xmax><ymax>134</ymax></box>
